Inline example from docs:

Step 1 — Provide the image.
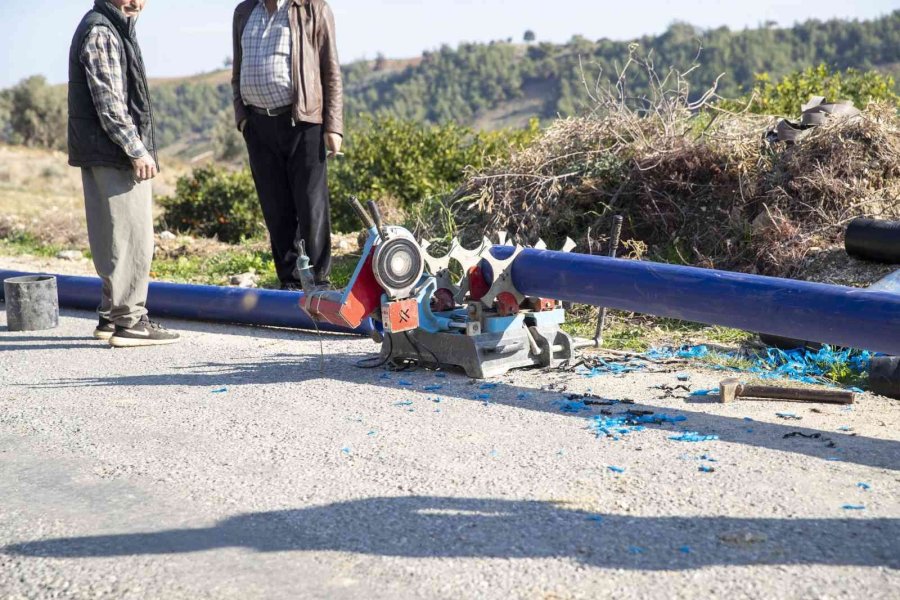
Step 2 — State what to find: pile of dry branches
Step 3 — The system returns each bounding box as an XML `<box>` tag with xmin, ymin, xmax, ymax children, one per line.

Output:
<box><xmin>434</xmin><ymin>50</ymin><xmax>900</xmax><ymax>276</ymax></box>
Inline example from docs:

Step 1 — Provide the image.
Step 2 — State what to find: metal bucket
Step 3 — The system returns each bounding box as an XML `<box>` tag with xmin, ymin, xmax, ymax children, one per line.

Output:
<box><xmin>2</xmin><ymin>275</ymin><xmax>59</xmax><ymax>331</ymax></box>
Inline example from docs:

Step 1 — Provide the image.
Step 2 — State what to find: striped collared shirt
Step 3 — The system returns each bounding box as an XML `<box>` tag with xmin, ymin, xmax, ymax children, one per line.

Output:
<box><xmin>80</xmin><ymin>26</ymin><xmax>148</xmax><ymax>159</ymax></box>
<box><xmin>240</xmin><ymin>0</ymin><xmax>294</xmax><ymax>110</ymax></box>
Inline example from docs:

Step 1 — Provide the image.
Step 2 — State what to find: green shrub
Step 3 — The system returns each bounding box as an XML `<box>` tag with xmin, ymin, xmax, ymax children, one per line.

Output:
<box><xmin>722</xmin><ymin>64</ymin><xmax>899</xmax><ymax>115</ymax></box>
<box><xmin>329</xmin><ymin>115</ymin><xmax>539</xmax><ymax>231</ymax></box>
<box><xmin>158</xmin><ymin>166</ymin><xmax>263</xmax><ymax>244</ymax></box>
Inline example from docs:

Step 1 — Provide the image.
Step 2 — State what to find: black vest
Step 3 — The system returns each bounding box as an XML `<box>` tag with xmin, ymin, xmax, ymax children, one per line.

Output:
<box><xmin>67</xmin><ymin>0</ymin><xmax>157</xmax><ymax>169</ymax></box>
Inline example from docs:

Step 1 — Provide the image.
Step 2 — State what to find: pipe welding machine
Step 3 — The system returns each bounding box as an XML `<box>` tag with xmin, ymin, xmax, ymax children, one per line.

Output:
<box><xmin>294</xmin><ymin>197</ymin><xmax>584</xmax><ymax>378</ymax></box>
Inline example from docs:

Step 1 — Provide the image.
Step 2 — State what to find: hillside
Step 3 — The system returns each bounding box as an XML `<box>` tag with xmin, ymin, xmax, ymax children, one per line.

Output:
<box><xmin>3</xmin><ymin>11</ymin><xmax>899</xmax><ymax>161</ymax></box>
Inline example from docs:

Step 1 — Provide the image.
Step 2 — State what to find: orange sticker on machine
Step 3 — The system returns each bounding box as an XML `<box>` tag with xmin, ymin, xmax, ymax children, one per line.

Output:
<box><xmin>382</xmin><ymin>299</ymin><xmax>419</xmax><ymax>333</ymax></box>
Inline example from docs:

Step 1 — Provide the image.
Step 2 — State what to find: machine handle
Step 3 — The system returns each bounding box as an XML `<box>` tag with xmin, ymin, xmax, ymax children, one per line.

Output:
<box><xmin>349</xmin><ymin>196</ymin><xmax>376</xmax><ymax>230</ymax></box>
<box><xmin>367</xmin><ymin>200</ymin><xmax>389</xmax><ymax>240</ymax></box>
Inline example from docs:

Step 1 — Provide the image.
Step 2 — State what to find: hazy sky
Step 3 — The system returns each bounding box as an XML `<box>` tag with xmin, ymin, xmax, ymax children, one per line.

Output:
<box><xmin>1</xmin><ymin>0</ymin><xmax>897</xmax><ymax>88</ymax></box>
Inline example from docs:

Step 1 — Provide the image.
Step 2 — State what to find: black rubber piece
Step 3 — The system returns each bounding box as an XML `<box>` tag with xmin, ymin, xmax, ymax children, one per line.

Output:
<box><xmin>2</xmin><ymin>275</ymin><xmax>59</xmax><ymax>331</ymax></box>
<box><xmin>845</xmin><ymin>218</ymin><xmax>900</xmax><ymax>264</ymax></box>
<box><xmin>868</xmin><ymin>356</ymin><xmax>900</xmax><ymax>400</ymax></box>
<box><xmin>758</xmin><ymin>333</ymin><xmax>821</xmax><ymax>352</ymax></box>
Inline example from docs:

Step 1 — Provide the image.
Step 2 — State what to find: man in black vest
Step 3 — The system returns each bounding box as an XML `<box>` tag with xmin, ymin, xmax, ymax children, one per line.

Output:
<box><xmin>68</xmin><ymin>0</ymin><xmax>179</xmax><ymax>347</ymax></box>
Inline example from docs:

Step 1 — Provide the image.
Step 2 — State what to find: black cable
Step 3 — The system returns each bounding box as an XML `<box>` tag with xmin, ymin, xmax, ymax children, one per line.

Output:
<box><xmin>355</xmin><ymin>331</ymin><xmax>394</xmax><ymax>369</ymax></box>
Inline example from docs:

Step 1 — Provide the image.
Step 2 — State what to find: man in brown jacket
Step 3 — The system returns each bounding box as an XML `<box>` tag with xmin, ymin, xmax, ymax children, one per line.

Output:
<box><xmin>232</xmin><ymin>0</ymin><xmax>343</xmax><ymax>289</ymax></box>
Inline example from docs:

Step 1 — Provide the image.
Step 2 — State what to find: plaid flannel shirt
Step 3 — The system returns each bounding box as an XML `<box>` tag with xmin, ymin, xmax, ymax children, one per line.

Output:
<box><xmin>239</xmin><ymin>0</ymin><xmax>294</xmax><ymax>110</ymax></box>
<box><xmin>80</xmin><ymin>26</ymin><xmax>148</xmax><ymax>159</ymax></box>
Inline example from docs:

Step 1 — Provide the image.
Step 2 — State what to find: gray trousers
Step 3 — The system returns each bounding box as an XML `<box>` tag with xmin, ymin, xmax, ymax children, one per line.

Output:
<box><xmin>81</xmin><ymin>166</ymin><xmax>153</xmax><ymax>328</ymax></box>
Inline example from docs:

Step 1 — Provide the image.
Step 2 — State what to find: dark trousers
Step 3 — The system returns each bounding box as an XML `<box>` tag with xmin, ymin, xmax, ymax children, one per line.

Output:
<box><xmin>243</xmin><ymin>113</ymin><xmax>331</xmax><ymax>284</ymax></box>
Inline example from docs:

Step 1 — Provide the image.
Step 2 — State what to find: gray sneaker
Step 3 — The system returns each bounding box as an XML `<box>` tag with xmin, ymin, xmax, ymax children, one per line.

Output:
<box><xmin>109</xmin><ymin>317</ymin><xmax>180</xmax><ymax>348</ymax></box>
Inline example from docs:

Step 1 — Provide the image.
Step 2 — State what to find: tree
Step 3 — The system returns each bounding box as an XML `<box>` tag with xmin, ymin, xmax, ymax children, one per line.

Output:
<box><xmin>524</xmin><ymin>30</ymin><xmax>536</xmax><ymax>43</ymax></box>
<box><xmin>1</xmin><ymin>76</ymin><xmax>67</xmax><ymax>150</ymax></box>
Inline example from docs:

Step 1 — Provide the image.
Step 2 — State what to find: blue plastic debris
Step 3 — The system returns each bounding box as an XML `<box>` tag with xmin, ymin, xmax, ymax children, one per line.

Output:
<box><xmin>475</xmin><ymin>393</ymin><xmax>492</xmax><ymax>401</ymax></box>
<box><xmin>379</xmin><ymin>373</ymin><xmax>392</xmax><ymax>380</ymax></box>
<box><xmin>628</xmin><ymin>546</ymin><xmax>645</xmax><ymax>554</ymax></box>
<box><xmin>837</xmin><ymin>426</ymin><xmax>853</xmax><ymax>432</ymax></box>
<box><xmin>424</xmin><ymin>385</ymin><xmax>444</xmax><ymax>392</ymax></box>
<box><xmin>842</xmin><ymin>504</ymin><xmax>865</xmax><ymax>510</ymax></box>
<box><xmin>556</xmin><ymin>400</ymin><xmax>591</xmax><ymax>413</ymax></box>
<box><xmin>432</xmin><ymin>397</ymin><xmax>443</xmax><ymax>403</ymax></box>
<box><xmin>479</xmin><ymin>383</ymin><xmax>499</xmax><ymax>390</ymax></box>
<box><xmin>211</xmin><ymin>387</ymin><xmax>228</xmax><ymax>394</ymax></box>
<box><xmin>516</xmin><ymin>392</ymin><xmax>532</xmax><ymax>401</ymax></box>
<box><xmin>341</xmin><ymin>447</ymin><xmax>351</xmax><ymax>454</ymax></box>
<box><xmin>825</xmin><ymin>457</ymin><xmax>843</xmax><ymax>462</ymax></box>
<box><xmin>393</xmin><ymin>400</ymin><xmax>414</xmax><ymax>407</ymax></box>
<box><xmin>669</xmin><ymin>432</ymin><xmax>719</xmax><ymax>442</ymax></box>
<box><xmin>698</xmin><ymin>465</ymin><xmax>715</xmax><ymax>473</ymax></box>
<box><xmin>677</xmin><ymin>373</ymin><xmax>691</xmax><ymax>381</ymax></box>
<box><xmin>489</xmin><ymin>449</ymin><xmax>498</xmax><ymax>457</ymax></box>
<box><xmin>857</xmin><ymin>482</ymin><xmax>871</xmax><ymax>491</ymax></box>
<box><xmin>367</xmin><ymin>430</ymin><xmax>377</xmax><ymax>436</ymax></box>
<box><xmin>586</xmin><ymin>515</ymin><xmax>604</xmax><ymax>523</ymax></box>
<box><xmin>608</xmin><ymin>466</ymin><xmax>626</xmax><ymax>474</ymax></box>
<box><xmin>700</xmin><ymin>454</ymin><xmax>717</xmax><ymax>462</ymax></box>
<box><xmin>776</xmin><ymin>412</ymin><xmax>802</xmax><ymax>420</ymax></box>
<box><xmin>435</xmin><ymin>372</ymin><xmax>447</xmax><ymax>378</ymax></box>
<box><xmin>398</xmin><ymin>379</ymin><xmax>413</xmax><ymax>387</ymax></box>
<box><xmin>690</xmin><ymin>388</ymin><xmax>718</xmax><ymax>397</ymax></box>
<box><xmin>678</xmin><ymin>545</ymin><xmax>692</xmax><ymax>554</ymax></box>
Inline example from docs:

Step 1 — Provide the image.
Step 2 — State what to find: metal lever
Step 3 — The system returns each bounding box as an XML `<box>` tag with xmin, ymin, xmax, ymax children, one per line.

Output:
<box><xmin>594</xmin><ymin>215</ymin><xmax>624</xmax><ymax>347</ymax></box>
<box><xmin>366</xmin><ymin>199</ymin><xmax>390</xmax><ymax>241</ymax></box>
<box><xmin>293</xmin><ymin>239</ymin><xmax>317</xmax><ymax>294</ymax></box>
<box><xmin>349</xmin><ymin>195</ymin><xmax>376</xmax><ymax>230</ymax></box>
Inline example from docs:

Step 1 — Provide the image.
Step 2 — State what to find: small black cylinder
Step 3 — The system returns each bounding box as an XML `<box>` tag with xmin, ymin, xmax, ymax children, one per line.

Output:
<box><xmin>845</xmin><ymin>218</ymin><xmax>900</xmax><ymax>264</ymax></box>
<box><xmin>868</xmin><ymin>356</ymin><xmax>900</xmax><ymax>400</ymax></box>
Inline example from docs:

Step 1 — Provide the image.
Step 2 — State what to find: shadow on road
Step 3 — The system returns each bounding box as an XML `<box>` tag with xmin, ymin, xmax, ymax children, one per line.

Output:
<box><xmin>27</xmin><ymin>351</ymin><xmax>900</xmax><ymax>471</ymax></box>
<box><xmin>4</xmin><ymin>496</ymin><xmax>897</xmax><ymax>569</ymax></box>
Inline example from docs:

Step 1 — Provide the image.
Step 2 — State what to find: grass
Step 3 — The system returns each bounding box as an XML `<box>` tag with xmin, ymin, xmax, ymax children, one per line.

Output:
<box><xmin>0</xmin><ymin>231</ymin><xmax>68</xmax><ymax>258</ymax></box>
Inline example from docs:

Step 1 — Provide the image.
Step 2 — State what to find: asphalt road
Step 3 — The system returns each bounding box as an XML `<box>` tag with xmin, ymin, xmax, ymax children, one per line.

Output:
<box><xmin>1</xmin><ymin>309</ymin><xmax>898</xmax><ymax>599</ymax></box>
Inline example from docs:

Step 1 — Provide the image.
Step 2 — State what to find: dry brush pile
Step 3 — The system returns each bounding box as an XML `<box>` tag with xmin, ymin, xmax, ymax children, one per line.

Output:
<box><xmin>433</xmin><ymin>54</ymin><xmax>900</xmax><ymax>277</ymax></box>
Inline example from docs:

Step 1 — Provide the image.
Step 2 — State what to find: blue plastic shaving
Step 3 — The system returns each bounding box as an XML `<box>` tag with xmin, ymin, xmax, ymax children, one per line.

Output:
<box><xmin>691</xmin><ymin>388</ymin><xmax>718</xmax><ymax>396</ymax></box>
<box><xmin>746</xmin><ymin>428</ymin><xmax>754</xmax><ymax>433</ymax></box>
<box><xmin>489</xmin><ymin>449</ymin><xmax>498</xmax><ymax>457</ymax></box>
<box><xmin>837</xmin><ymin>426</ymin><xmax>853</xmax><ymax>432</ymax></box>
<box><xmin>586</xmin><ymin>515</ymin><xmax>604</xmax><ymax>523</ymax></box>
<box><xmin>700</xmin><ymin>454</ymin><xmax>717</xmax><ymax>462</ymax></box>
<box><xmin>857</xmin><ymin>482</ymin><xmax>871</xmax><ymax>491</ymax></box>
<box><xmin>678</xmin><ymin>545</ymin><xmax>692</xmax><ymax>554</ymax></box>
<box><xmin>776</xmin><ymin>412</ymin><xmax>801</xmax><ymax>420</ymax></box>
<box><xmin>743</xmin><ymin>417</ymin><xmax>754</xmax><ymax>422</ymax></box>
<box><xmin>480</xmin><ymin>383</ymin><xmax>499</xmax><ymax>390</ymax></box>
<box><xmin>842</xmin><ymin>504</ymin><xmax>865</xmax><ymax>510</ymax></box>
<box><xmin>677</xmin><ymin>373</ymin><xmax>691</xmax><ymax>381</ymax></box>
<box><xmin>698</xmin><ymin>465</ymin><xmax>715</xmax><ymax>473</ymax></box>
<box><xmin>628</xmin><ymin>546</ymin><xmax>644</xmax><ymax>554</ymax></box>
<box><xmin>591</xmin><ymin>413</ymin><xmax>684</xmax><ymax>440</ymax></box>
<box><xmin>434</xmin><ymin>408</ymin><xmax>442</xmax><ymax>413</ymax></box>
<box><xmin>379</xmin><ymin>373</ymin><xmax>392</xmax><ymax>380</ymax></box>
<box><xmin>608</xmin><ymin>466</ymin><xmax>625</xmax><ymax>474</ymax></box>
<box><xmin>435</xmin><ymin>372</ymin><xmax>447</xmax><ymax>378</ymax></box>
<box><xmin>394</xmin><ymin>400</ymin><xmax>413</xmax><ymax>406</ymax></box>
<box><xmin>432</xmin><ymin>397</ymin><xmax>443</xmax><ymax>403</ymax></box>
<box><xmin>556</xmin><ymin>400</ymin><xmax>591</xmax><ymax>413</ymax></box>
<box><xmin>367</xmin><ymin>430</ymin><xmax>377</xmax><ymax>436</ymax></box>
<box><xmin>398</xmin><ymin>380</ymin><xmax>413</xmax><ymax>387</ymax></box>
<box><xmin>517</xmin><ymin>392</ymin><xmax>532</xmax><ymax>401</ymax></box>
<box><xmin>424</xmin><ymin>385</ymin><xmax>444</xmax><ymax>392</ymax></box>
<box><xmin>211</xmin><ymin>387</ymin><xmax>228</xmax><ymax>394</ymax></box>
<box><xmin>825</xmin><ymin>457</ymin><xmax>843</xmax><ymax>462</ymax></box>
<box><xmin>475</xmin><ymin>393</ymin><xmax>492</xmax><ymax>401</ymax></box>
<box><xmin>670</xmin><ymin>432</ymin><xmax>719</xmax><ymax>442</ymax></box>
<box><xmin>341</xmin><ymin>447</ymin><xmax>351</xmax><ymax>454</ymax></box>
<box><xmin>628</xmin><ymin>345</ymin><xmax>871</xmax><ymax>390</ymax></box>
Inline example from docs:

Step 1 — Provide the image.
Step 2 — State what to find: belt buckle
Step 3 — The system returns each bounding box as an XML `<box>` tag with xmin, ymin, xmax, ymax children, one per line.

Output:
<box><xmin>266</xmin><ymin>107</ymin><xmax>277</xmax><ymax>117</ymax></box>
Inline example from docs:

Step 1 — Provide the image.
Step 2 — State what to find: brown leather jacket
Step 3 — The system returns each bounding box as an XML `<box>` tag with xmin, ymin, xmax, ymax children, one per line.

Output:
<box><xmin>231</xmin><ymin>0</ymin><xmax>343</xmax><ymax>135</ymax></box>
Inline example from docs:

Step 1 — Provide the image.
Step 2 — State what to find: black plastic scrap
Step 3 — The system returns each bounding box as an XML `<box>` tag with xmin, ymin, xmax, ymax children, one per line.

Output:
<box><xmin>783</xmin><ymin>431</ymin><xmax>837</xmax><ymax>448</ymax></box>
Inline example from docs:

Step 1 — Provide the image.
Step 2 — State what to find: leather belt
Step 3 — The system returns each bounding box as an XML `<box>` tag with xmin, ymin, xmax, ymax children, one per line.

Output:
<box><xmin>247</xmin><ymin>105</ymin><xmax>292</xmax><ymax>117</ymax></box>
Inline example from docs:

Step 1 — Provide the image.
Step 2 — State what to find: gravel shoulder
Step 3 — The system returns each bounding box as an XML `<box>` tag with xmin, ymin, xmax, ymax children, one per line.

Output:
<box><xmin>0</xmin><ymin>309</ymin><xmax>897</xmax><ymax>599</ymax></box>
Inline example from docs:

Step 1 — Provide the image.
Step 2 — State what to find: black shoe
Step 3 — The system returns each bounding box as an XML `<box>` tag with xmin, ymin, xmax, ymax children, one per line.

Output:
<box><xmin>93</xmin><ymin>317</ymin><xmax>115</xmax><ymax>340</ymax></box>
<box><xmin>109</xmin><ymin>317</ymin><xmax>180</xmax><ymax>348</ymax></box>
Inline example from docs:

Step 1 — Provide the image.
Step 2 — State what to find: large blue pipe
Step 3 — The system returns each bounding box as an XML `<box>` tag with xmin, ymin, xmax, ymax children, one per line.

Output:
<box><xmin>504</xmin><ymin>249</ymin><xmax>900</xmax><ymax>355</ymax></box>
<box><xmin>0</xmin><ymin>270</ymin><xmax>371</xmax><ymax>335</ymax></box>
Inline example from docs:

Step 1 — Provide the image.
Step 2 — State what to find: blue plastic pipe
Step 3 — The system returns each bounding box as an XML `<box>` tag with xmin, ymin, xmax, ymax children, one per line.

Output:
<box><xmin>501</xmin><ymin>248</ymin><xmax>900</xmax><ymax>355</ymax></box>
<box><xmin>0</xmin><ymin>270</ymin><xmax>371</xmax><ymax>335</ymax></box>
